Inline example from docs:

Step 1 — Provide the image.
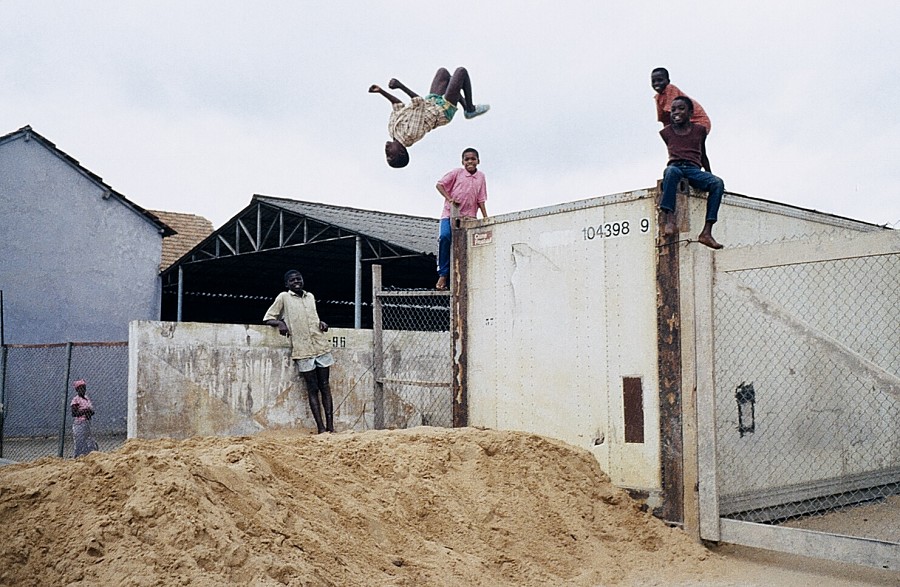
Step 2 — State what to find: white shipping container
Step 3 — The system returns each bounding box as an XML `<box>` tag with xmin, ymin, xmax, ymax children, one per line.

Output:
<box><xmin>457</xmin><ymin>186</ymin><xmax>882</xmax><ymax>500</ymax></box>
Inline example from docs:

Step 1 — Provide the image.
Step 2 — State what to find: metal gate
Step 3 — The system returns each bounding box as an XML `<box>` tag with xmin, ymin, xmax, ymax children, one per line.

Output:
<box><xmin>371</xmin><ymin>266</ymin><xmax>452</xmax><ymax>429</ymax></box>
<box><xmin>694</xmin><ymin>230</ymin><xmax>900</xmax><ymax>571</ymax></box>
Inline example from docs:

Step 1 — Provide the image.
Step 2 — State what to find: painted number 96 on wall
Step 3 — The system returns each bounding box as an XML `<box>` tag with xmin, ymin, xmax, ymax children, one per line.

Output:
<box><xmin>582</xmin><ymin>218</ymin><xmax>651</xmax><ymax>241</ymax></box>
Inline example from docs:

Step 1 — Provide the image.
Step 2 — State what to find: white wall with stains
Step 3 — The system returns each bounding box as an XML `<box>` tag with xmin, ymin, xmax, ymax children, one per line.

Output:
<box><xmin>461</xmin><ymin>187</ymin><xmax>882</xmax><ymax>494</ymax></box>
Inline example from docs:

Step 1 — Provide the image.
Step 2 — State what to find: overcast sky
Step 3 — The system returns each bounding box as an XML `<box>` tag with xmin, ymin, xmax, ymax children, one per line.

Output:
<box><xmin>2</xmin><ymin>1</ymin><xmax>898</xmax><ymax>229</ymax></box>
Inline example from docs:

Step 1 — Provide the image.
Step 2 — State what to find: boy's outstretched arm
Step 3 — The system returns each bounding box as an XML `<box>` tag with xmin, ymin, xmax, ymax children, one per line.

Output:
<box><xmin>369</xmin><ymin>84</ymin><xmax>403</xmax><ymax>105</ymax></box>
<box><xmin>388</xmin><ymin>78</ymin><xmax>419</xmax><ymax>99</ymax></box>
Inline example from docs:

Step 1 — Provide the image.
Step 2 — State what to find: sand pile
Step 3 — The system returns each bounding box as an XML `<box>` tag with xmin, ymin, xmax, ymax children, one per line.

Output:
<box><xmin>0</xmin><ymin>428</ymin><xmax>719</xmax><ymax>586</ymax></box>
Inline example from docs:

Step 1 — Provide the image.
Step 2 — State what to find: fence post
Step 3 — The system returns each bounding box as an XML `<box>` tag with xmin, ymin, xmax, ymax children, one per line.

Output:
<box><xmin>355</xmin><ymin>235</ymin><xmax>362</xmax><ymax>329</ymax></box>
<box><xmin>371</xmin><ymin>265</ymin><xmax>384</xmax><ymax>429</ymax></box>
<box><xmin>449</xmin><ymin>204</ymin><xmax>468</xmax><ymax>428</ymax></box>
<box><xmin>0</xmin><ymin>344</ymin><xmax>6</xmax><ymax>458</ymax></box>
<box><xmin>59</xmin><ymin>342</ymin><xmax>73</xmax><ymax>458</ymax></box>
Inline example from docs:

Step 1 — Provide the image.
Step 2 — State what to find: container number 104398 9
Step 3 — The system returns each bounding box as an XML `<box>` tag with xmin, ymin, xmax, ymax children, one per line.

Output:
<box><xmin>582</xmin><ymin>218</ymin><xmax>651</xmax><ymax>241</ymax></box>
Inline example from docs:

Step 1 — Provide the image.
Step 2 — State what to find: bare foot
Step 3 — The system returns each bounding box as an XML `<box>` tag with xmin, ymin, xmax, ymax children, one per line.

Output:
<box><xmin>435</xmin><ymin>276</ymin><xmax>448</xmax><ymax>290</ymax></box>
<box><xmin>697</xmin><ymin>233</ymin><xmax>724</xmax><ymax>249</ymax></box>
<box><xmin>664</xmin><ymin>221</ymin><xmax>678</xmax><ymax>237</ymax></box>
<box><xmin>388</xmin><ymin>78</ymin><xmax>401</xmax><ymax>89</ymax></box>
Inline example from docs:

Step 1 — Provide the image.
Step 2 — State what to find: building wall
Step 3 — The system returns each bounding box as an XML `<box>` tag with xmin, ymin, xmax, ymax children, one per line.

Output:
<box><xmin>461</xmin><ymin>188</ymin><xmax>880</xmax><ymax>493</ymax></box>
<box><xmin>0</xmin><ymin>134</ymin><xmax>163</xmax><ymax>344</ymax></box>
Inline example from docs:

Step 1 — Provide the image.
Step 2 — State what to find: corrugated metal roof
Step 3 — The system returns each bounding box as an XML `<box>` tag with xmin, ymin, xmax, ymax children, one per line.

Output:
<box><xmin>150</xmin><ymin>210</ymin><xmax>215</xmax><ymax>271</ymax></box>
<box><xmin>0</xmin><ymin>125</ymin><xmax>176</xmax><ymax>236</ymax></box>
<box><xmin>253</xmin><ymin>194</ymin><xmax>438</xmax><ymax>256</ymax></box>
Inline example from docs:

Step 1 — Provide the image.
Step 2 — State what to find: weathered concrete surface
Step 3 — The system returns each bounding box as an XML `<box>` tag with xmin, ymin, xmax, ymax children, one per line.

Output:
<box><xmin>128</xmin><ymin>321</ymin><xmax>374</xmax><ymax>438</ymax></box>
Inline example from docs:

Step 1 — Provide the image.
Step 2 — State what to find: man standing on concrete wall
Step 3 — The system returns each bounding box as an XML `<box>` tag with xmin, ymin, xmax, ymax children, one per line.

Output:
<box><xmin>264</xmin><ymin>270</ymin><xmax>335</xmax><ymax>433</ymax></box>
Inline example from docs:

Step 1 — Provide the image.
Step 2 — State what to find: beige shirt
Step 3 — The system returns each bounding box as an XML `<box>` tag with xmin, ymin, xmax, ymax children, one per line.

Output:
<box><xmin>388</xmin><ymin>96</ymin><xmax>449</xmax><ymax>147</ymax></box>
<box><xmin>263</xmin><ymin>290</ymin><xmax>332</xmax><ymax>360</ymax></box>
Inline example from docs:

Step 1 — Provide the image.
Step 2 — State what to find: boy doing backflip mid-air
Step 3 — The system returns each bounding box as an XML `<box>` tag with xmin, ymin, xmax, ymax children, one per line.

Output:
<box><xmin>659</xmin><ymin>95</ymin><xmax>725</xmax><ymax>250</ymax></box>
<box><xmin>369</xmin><ymin>67</ymin><xmax>489</xmax><ymax>168</ymax></box>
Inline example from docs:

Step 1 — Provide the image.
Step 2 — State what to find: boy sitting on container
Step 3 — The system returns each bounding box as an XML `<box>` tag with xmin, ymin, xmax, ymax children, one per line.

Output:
<box><xmin>659</xmin><ymin>96</ymin><xmax>725</xmax><ymax>250</ymax></box>
<box><xmin>369</xmin><ymin>66</ymin><xmax>489</xmax><ymax>168</ymax></box>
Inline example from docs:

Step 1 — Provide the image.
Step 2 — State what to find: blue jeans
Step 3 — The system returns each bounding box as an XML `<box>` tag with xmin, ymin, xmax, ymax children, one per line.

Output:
<box><xmin>438</xmin><ymin>218</ymin><xmax>451</xmax><ymax>277</ymax></box>
<box><xmin>660</xmin><ymin>162</ymin><xmax>725</xmax><ymax>222</ymax></box>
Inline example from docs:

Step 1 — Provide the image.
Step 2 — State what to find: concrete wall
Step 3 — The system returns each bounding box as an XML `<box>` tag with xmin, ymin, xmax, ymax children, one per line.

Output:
<box><xmin>461</xmin><ymin>187</ymin><xmax>880</xmax><ymax>493</ymax></box>
<box><xmin>0</xmin><ymin>133</ymin><xmax>163</xmax><ymax>344</ymax></box>
<box><xmin>128</xmin><ymin>321</ymin><xmax>375</xmax><ymax>438</ymax></box>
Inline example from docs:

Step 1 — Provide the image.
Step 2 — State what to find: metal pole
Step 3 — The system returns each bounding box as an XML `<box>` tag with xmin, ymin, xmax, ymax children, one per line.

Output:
<box><xmin>177</xmin><ymin>265</ymin><xmax>184</xmax><ymax>322</ymax></box>
<box><xmin>354</xmin><ymin>235</ymin><xmax>362</xmax><ymax>329</ymax></box>
<box><xmin>0</xmin><ymin>290</ymin><xmax>4</xmax><ymax>457</ymax></box>
<box><xmin>372</xmin><ymin>265</ymin><xmax>384</xmax><ymax>429</ymax></box>
<box><xmin>0</xmin><ymin>345</ymin><xmax>6</xmax><ymax>458</ymax></box>
<box><xmin>449</xmin><ymin>204</ymin><xmax>459</xmax><ymax>292</ymax></box>
<box><xmin>59</xmin><ymin>342</ymin><xmax>73</xmax><ymax>458</ymax></box>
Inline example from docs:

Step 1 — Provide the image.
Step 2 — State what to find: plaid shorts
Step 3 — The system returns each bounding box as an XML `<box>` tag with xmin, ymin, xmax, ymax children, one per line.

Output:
<box><xmin>295</xmin><ymin>352</ymin><xmax>335</xmax><ymax>373</ymax></box>
<box><xmin>425</xmin><ymin>93</ymin><xmax>458</xmax><ymax>123</ymax></box>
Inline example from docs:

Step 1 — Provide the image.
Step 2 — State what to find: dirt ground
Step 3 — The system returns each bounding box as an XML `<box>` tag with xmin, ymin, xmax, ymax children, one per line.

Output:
<box><xmin>783</xmin><ymin>496</ymin><xmax>900</xmax><ymax>543</ymax></box>
<box><xmin>0</xmin><ymin>427</ymin><xmax>896</xmax><ymax>586</ymax></box>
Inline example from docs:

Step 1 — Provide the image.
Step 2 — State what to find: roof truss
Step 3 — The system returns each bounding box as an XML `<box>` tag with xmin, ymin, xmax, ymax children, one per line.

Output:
<box><xmin>175</xmin><ymin>201</ymin><xmax>423</xmax><ymax>268</ymax></box>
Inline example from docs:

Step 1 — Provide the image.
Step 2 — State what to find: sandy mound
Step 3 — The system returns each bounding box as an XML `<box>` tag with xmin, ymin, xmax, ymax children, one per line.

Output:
<box><xmin>0</xmin><ymin>428</ymin><xmax>720</xmax><ymax>586</ymax></box>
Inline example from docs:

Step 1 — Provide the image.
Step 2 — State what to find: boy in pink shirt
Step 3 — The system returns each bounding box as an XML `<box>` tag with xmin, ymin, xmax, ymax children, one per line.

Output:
<box><xmin>435</xmin><ymin>148</ymin><xmax>488</xmax><ymax>290</ymax></box>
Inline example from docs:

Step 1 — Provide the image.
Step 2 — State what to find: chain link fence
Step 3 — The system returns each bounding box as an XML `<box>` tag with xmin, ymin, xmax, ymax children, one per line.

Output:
<box><xmin>712</xmin><ymin>251</ymin><xmax>900</xmax><ymax>544</ymax></box>
<box><xmin>374</xmin><ymin>286</ymin><xmax>452</xmax><ymax>429</ymax></box>
<box><xmin>0</xmin><ymin>342</ymin><xmax>128</xmax><ymax>462</ymax></box>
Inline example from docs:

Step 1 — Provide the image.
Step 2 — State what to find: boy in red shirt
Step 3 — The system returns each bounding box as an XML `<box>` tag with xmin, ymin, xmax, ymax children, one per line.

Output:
<box><xmin>659</xmin><ymin>96</ymin><xmax>724</xmax><ymax>250</ymax></box>
<box><xmin>434</xmin><ymin>147</ymin><xmax>488</xmax><ymax>290</ymax></box>
<box><xmin>651</xmin><ymin>67</ymin><xmax>711</xmax><ymax>133</ymax></box>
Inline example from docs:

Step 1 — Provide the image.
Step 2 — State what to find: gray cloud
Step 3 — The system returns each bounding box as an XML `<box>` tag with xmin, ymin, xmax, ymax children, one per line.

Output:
<box><xmin>1</xmin><ymin>0</ymin><xmax>897</xmax><ymax>228</ymax></box>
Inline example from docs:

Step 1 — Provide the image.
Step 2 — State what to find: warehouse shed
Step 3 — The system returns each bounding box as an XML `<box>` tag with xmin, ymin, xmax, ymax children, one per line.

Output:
<box><xmin>160</xmin><ymin>195</ymin><xmax>440</xmax><ymax>328</ymax></box>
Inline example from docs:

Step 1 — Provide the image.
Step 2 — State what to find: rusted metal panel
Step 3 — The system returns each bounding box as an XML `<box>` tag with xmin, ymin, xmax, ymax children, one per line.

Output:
<box><xmin>655</xmin><ymin>184</ymin><xmax>685</xmax><ymax>524</ymax></box>
<box><xmin>451</xmin><ymin>217</ymin><xmax>469</xmax><ymax>428</ymax></box>
<box><xmin>623</xmin><ymin>377</ymin><xmax>645</xmax><ymax>443</ymax></box>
